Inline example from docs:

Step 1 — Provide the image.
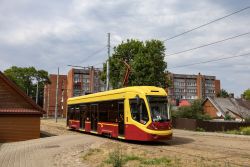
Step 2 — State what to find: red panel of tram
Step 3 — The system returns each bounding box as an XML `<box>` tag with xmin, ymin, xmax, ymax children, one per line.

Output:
<box><xmin>147</xmin><ymin>121</ymin><xmax>172</xmax><ymax>131</ymax></box>
<box><xmin>125</xmin><ymin>124</ymin><xmax>172</xmax><ymax>141</ymax></box>
<box><xmin>97</xmin><ymin>122</ymin><xmax>118</xmax><ymax>137</ymax></box>
<box><xmin>69</xmin><ymin>120</ymin><xmax>80</xmax><ymax>129</ymax></box>
<box><xmin>85</xmin><ymin>121</ymin><xmax>91</xmax><ymax>132</ymax></box>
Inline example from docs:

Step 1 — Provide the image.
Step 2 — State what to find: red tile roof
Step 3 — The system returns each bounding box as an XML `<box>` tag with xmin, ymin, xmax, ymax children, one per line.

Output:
<box><xmin>179</xmin><ymin>100</ymin><xmax>191</xmax><ymax>107</ymax></box>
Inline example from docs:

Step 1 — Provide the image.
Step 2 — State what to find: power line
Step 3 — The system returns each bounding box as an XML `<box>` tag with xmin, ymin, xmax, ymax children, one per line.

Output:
<box><xmin>163</xmin><ymin>6</ymin><xmax>250</xmax><ymax>41</ymax></box>
<box><xmin>168</xmin><ymin>52</ymin><xmax>250</xmax><ymax>69</ymax></box>
<box><xmin>166</xmin><ymin>32</ymin><xmax>250</xmax><ymax>56</ymax></box>
<box><xmin>77</xmin><ymin>46</ymin><xmax>106</xmax><ymax>65</ymax></box>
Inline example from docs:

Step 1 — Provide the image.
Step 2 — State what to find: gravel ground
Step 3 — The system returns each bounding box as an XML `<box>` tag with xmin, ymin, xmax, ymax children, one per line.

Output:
<box><xmin>41</xmin><ymin>118</ymin><xmax>250</xmax><ymax>167</ymax></box>
<box><xmin>41</xmin><ymin>118</ymin><xmax>77</xmax><ymax>136</ymax></box>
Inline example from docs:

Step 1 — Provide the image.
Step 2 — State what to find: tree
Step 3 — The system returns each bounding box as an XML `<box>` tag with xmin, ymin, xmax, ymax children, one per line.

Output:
<box><xmin>4</xmin><ymin>66</ymin><xmax>50</xmax><ymax>106</ymax></box>
<box><xmin>175</xmin><ymin>99</ymin><xmax>211</xmax><ymax>120</ymax></box>
<box><xmin>243</xmin><ymin>89</ymin><xmax>250</xmax><ymax>100</ymax></box>
<box><xmin>217</xmin><ymin>89</ymin><xmax>229</xmax><ymax>98</ymax></box>
<box><xmin>101</xmin><ymin>39</ymin><xmax>167</xmax><ymax>88</ymax></box>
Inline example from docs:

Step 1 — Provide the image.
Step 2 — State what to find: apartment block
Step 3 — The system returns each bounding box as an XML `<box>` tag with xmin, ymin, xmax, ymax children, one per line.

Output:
<box><xmin>67</xmin><ymin>67</ymin><xmax>105</xmax><ymax>98</ymax></box>
<box><xmin>43</xmin><ymin>74</ymin><xmax>68</xmax><ymax>117</ymax></box>
<box><xmin>167</xmin><ymin>72</ymin><xmax>220</xmax><ymax>100</ymax></box>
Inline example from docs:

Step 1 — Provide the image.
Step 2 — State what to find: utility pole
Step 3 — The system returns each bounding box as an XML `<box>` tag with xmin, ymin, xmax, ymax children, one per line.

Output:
<box><xmin>106</xmin><ymin>32</ymin><xmax>110</xmax><ymax>91</ymax></box>
<box><xmin>55</xmin><ymin>67</ymin><xmax>59</xmax><ymax>123</ymax></box>
<box><xmin>61</xmin><ymin>80</ymin><xmax>65</xmax><ymax>118</ymax></box>
<box><xmin>36</xmin><ymin>81</ymin><xmax>39</xmax><ymax>104</ymax></box>
<box><xmin>47</xmin><ymin>85</ymin><xmax>50</xmax><ymax>118</ymax></box>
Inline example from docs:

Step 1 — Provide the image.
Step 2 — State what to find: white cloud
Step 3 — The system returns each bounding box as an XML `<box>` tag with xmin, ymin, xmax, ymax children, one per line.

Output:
<box><xmin>0</xmin><ymin>0</ymin><xmax>249</xmax><ymax>95</ymax></box>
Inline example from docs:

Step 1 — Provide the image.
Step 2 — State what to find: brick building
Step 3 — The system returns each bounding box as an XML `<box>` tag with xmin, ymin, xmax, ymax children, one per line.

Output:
<box><xmin>43</xmin><ymin>67</ymin><xmax>105</xmax><ymax>117</ymax></box>
<box><xmin>67</xmin><ymin>67</ymin><xmax>105</xmax><ymax>98</ymax></box>
<box><xmin>203</xmin><ymin>97</ymin><xmax>250</xmax><ymax>121</ymax></box>
<box><xmin>43</xmin><ymin>74</ymin><xmax>67</xmax><ymax>117</ymax></box>
<box><xmin>167</xmin><ymin>72</ymin><xmax>220</xmax><ymax>101</ymax></box>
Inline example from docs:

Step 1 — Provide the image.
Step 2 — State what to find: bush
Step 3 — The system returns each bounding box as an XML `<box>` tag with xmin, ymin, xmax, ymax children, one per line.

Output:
<box><xmin>173</xmin><ymin>99</ymin><xmax>211</xmax><ymax>120</ymax></box>
<box><xmin>244</xmin><ymin>117</ymin><xmax>250</xmax><ymax>123</ymax></box>
<box><xmin>226</xmin><ymin>127</ymin><xmax>250</xmax><ymax>135</ymax></box>
<box><xmin>224</xmin><ymin>114</ymin><xmax>233</xmax><ymax>120</ymax></box>
<box><xmin>196</xmin><ymin>127</ymin><xmax>205</xmax><ymax>132</ymax></box>
<box><xmin>240</xmin><ymin>127</ymin><xmax>250</xmax><ymax>135</ymax></box>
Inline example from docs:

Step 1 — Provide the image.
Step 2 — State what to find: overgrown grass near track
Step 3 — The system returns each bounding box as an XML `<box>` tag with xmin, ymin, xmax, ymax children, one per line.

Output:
<box><xmin>81</xmin><ymin>142</ymin><xmax>234</xmax><ymax>167</ymax></box>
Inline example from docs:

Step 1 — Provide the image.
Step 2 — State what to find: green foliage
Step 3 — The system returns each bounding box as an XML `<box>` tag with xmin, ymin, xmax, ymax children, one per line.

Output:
<box><xmin>240</xmin><ymin>126</ymin><xmax>250</xmax><ymax>135</ymax></box>
<box><xmin>245</xmin><ymin>117</ymin><xmax>250</xmax><ymax>123</ymax></box>
<box><xmin>217</xmin><ymin>89</ymin><xmax>229</xmax><ymax>98</ymax></box>
<box><xmin>4</xmin><ymin>66</ymin><xmax>50</xmax><ymax>105</ymax></box>
<box><xmin>243</xmin><ymin>89</ymin><xmax>250</xmax><ymax>100</ymax></box>
<box><xmin>175</xmin><ymin>100</ymin><xmax>211</xmax><ymax>120</ymax></box>
<box><xmin>226</xmin><ymin>127</ymin><xmax>250</xmax><ymax>135</ymax></box>
<box><xmin>105</xmin><ymin>147</ymin><xmax>172</xmax><ymax>167</ymax></box>
<box><xmin>224</xmin><ymin>113</ymin><xmax>233</xmax><ymax>120</ymax></box>
<box><xmin>123</xmin><ymin>155</ymin><xmax>141</xmax><ymax>162</ymax></box>
<box><xmin>196</xmin><ymin>127</ymin><xmax>205</xmax><ymax>132</ymax></box>
<box><xmin>106</xmin><ymin>146</ymin><xmax>123</xmax><ymax>167</ymax></box>
<box><xmin>101</xmin><ymin>39</ymin><xmax>168</xmax><ymax>88</ymax></box>
<box><xmin>141</xmin><ymin>157</ymin><xmax>171</xmax><ymax>165</ymax></box>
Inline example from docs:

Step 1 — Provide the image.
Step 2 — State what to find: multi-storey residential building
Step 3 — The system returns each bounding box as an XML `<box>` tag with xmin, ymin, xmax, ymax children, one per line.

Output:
<box><xmin>67</xmin><ymin>67</ymin><xmax>105</xmax><ymax>98</ymax></box>
<box><xmin>167</xmin><ymin>73</ymin><xmax>220</xmax><ymax>100</ymax></box>
<box><xmin>43</xmin><ymin>74</ymin><xmax>67</xmax><ymax>117</ymax></box>
<box><xmin>43</xmin><ymin>67</ymin><xmax>105</xmax><ymax>117</ymax></box>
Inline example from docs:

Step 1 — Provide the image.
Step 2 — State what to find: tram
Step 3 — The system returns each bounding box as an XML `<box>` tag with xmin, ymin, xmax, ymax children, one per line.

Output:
<box><xmin>67</xmin><ymin>86</ymin><xmax>172</xmax><ymax>141</ymax></box>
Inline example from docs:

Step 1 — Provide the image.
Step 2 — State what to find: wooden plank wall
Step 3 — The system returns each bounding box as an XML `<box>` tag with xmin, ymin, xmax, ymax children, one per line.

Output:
<box><xmin>0</xmin><ymin>78</ymin><xmax>33</xmax><ymax>109</ymax></box>
<box><xmin>0</xmin><ymin>115</ymin><xmax>40</xmax><ymax>142</ymax></box>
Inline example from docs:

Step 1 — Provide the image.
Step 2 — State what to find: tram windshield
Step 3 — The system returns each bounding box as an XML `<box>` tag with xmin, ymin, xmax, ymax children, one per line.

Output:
<box><xmin>147</xmin><ymin>96</ymin><xmax>169</xmax><ymax>122</ymax></box>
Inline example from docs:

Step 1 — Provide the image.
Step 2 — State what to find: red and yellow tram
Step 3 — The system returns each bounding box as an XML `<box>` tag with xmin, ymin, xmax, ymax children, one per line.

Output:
<box><xmin>67</xmin><ymin>86</ymin><xmax>172</xmax><ymax>141</ymax></box>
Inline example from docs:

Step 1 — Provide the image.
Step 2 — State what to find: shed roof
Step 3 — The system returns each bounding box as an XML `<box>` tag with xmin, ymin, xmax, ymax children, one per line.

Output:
<box><xmin>0</xmin><ymin>71</ymin><xmax>45</xmax><ymax>115</ymax></box>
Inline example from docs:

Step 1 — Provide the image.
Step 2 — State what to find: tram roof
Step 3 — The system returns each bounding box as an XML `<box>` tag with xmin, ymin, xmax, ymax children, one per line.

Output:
<box><xmin>67</xmin><ymin>86</ymin><xmax>167</xmax><ymax>104</ymax></box>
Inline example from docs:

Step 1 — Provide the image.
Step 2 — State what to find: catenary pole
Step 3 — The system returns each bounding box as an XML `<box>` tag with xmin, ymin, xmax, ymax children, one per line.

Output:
<box><xmin>106</xmin><ymin>33</ymin><xmax>111</xmax><ymax>91</ymax></box>
<box><xmin>36</xmin><ymin>81</ymin><xmax>39</xmax><ymax>104</ymax></box>
<box><xmin>47</xmin><ymin>85</ymin><xmax>50</xmax><ymax>118</ymax></box>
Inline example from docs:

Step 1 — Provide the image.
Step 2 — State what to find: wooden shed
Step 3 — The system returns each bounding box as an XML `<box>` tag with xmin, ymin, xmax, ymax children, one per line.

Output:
<box><xmin>0</xmin><ymin>71</ymin><xmax>44</xmax><ymax>142</ymax></box>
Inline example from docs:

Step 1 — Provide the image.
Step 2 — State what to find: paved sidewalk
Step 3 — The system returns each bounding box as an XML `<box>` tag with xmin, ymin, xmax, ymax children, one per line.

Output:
<box><xmin>0</xmin><ymin>134</ymin><xmax>106</xmax><ymax>167</ymax></box>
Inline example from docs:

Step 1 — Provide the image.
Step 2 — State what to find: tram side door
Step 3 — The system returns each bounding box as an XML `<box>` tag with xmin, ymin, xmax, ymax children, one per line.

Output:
<box><xmin>80</xmin><ymin>105</ymin><xmax>87</xmax><ymax>129</ymax></box>
<box><xmin>90</xmin><ymin>104</ymin><xmax>98</xmax><ymax>131</ymax></box>
<box><xmin>118</xmin><ymin>102</ymin><xmax>124</xmax><ymax>136</ymax></box>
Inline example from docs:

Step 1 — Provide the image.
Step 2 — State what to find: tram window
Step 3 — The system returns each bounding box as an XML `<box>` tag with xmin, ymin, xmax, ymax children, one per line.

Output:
<box><xmin>75</xmin><ymin>106</ymin><xmax>80</xmax><ymax>120</ymax></box>
<box><xmin>109</xmin><ymin>101</ymin><xmax>118</xmax><ymax>122</ymax></box>
<box><xmin>68</xmin><ymin>106</ymin><xmax>75</xmax><ymax>120</ymax></box>
<box><xmin>98</xmin><ymin>100</ymin><xmax>123</xmax><ymax>123</ymax></box>
<box><xmin>86</xmin><ymin>104</ymin><xmax>90</xmax><ymax>121</ymax></box>
<box><xmin>130</xmin><ymin>99</ymin><xmax>149</xmax><ymax>125</ymax></box>
<box><xmin>99</xmin><ymin>102</ymin><xmax>108</xmax><ymax>122</ymax></box>
<box><xmin>80</xmin><ymin>105</ymin><xmax>87</xmax><ymax>119</ymax></box>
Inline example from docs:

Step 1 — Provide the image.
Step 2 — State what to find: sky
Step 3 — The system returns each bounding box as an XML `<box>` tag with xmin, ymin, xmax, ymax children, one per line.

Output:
<box><xmin>0</xmin><ymin>0</ymin><xmax>249</xmax><ymax>96</ymax></box>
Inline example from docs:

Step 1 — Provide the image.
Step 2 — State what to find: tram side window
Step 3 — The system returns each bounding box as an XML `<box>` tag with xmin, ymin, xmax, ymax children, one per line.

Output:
<box><xmin>75</xmin><ymin>106</ymin><xmax>80</xmax><ymax>120</ymax></box>
<box><xmin>99</xmin><ymin>101</ymin><xmax>109</xmax><ymax>122</ymax></box>
<box><xmin>98</xmin><ymin>100</ymin><xmax>121</xmax><ymax>123</ymax></box>
<box><xmin>130</xmin><ymin>99</ymin><xmax>149</xmax><ymax>125</ymax></box>
<box><xmin>68</xmin><ymin>106</ymin><xmax>75</xmax><ymax>120</ymax></box>
<box><xmin>109</xmin><ymin>101</ymin><xmax>118</xmax><ymax>122</ymax></box>
<box><xmin>80</xmin><ymin>105</ymin><xmax>88</xmax><ymax>120</ymax></box>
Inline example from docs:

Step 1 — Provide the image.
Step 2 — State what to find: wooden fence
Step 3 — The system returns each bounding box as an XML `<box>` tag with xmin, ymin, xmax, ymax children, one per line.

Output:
<box><xmin>172</xmin><ymin>118</ymin><xmax>250</xmax><ymax>131</ymax></box>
